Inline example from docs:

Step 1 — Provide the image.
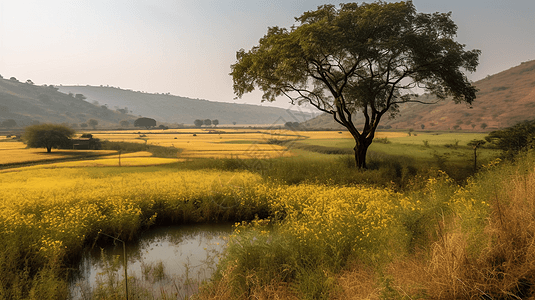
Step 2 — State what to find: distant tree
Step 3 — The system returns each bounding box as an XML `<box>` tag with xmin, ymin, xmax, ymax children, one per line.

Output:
<box><xmin>232</xmin><ymin>122</ymin><xmax>237</xmax><ymax>125</ymax></box>
<box><xmin>0</xmin><ymin>74</ymin><xmax>3</xmax><ymax>79</ymax></box>
<box><xmin>158</xmin><ymin>125</ymin><xmax>169</xmax><ymax>130</ymax></box>
<box><xmin>485</xmin><ymin>120</ymin><xmax>535</xmax><ymax>157</ymax></box>
<box><xmin>116</xmin><ymin>107</ymin><xmax>129</xmax><ymax>114</ymax></box>
<box><xmin>481</xmin><ymin>123</ymin><xmax>488</xmax><ymax>130</ymax></box>
<box><xmin>212</xmin><ymin>119</ymin><xmax>219</xmax><ymax>127</ymax></box>
<box><xmin>68</xmin><ymin>92</ymin><xmax>74</xmax><ymax>97</ymax></box>
<box><xmin>134</xmin><ymin>117</ymin><xmax>156</xmax><ymax>129</ymax></box>
<box><xmin>421</xmin><ymin>124</ymin><xmax>425</xmax><ymax>130</ymax></box>
<box><xmin>194</xmin><ymin>119</ymin><xmax>203</xmax><ymax>127</ymax></box>
<box><xmin>23</xmin><ymin>123</ymin><xmax>75</xmax><ymax>153</ymax></box>
<box><xmin>471</xmin><ymin>123</ymin><xmax>476</xmax><ymax>129</ymax></box>
<box><xmin>284</xmin><ymin>121</ymin><xmax>300</xmax><ymax>129</ymax></box>
<box><xmin>408</xmin><ymin>128</ymin><xmax>414</xmax><ymax>136</ymax></box>
<box><xmin>204</xmin><ymin>119</ymin><xmax>212</xmax><ymax>127</ymax></box>
<box><xmin>1</xmin><ymin>119</ymin><xmax>17</xmax><ymax>128</ymax></box>
<box><xmin>231</xmin><ymin>1</ymin><xmax>480</xmax><ymax>168</ymax></box>
<box><xmin>75</xmin><ymin>94</ymin><xmax>86</xmax><ymax>101</ymax></box>
<box><xmin>80</xmin><ymin>123</ymin><xmax>88</xmax><ymax>128</ymax></box>
<box><xmin>453</xmin><ymin>124</ymin><xmax>461</xmax><ymax>130</ymax></box>
<box><xmin>120</xmin><ymin>120</ymin><xmax>130</xmax><ymax>127</ymax></box>
<box><xmin>25</xmin><ymin>79</ymin><xmax>34</xmax><ymax>85</ymax></box>
<box><xmin>9</xmin><ymin>77</ymin><xmax>18</xmax><ymax>82</ymax></box>
<box><xmin>88</xmin><ymin>119</ymin><xmax>99</xmax><ymax>129</ymax></box>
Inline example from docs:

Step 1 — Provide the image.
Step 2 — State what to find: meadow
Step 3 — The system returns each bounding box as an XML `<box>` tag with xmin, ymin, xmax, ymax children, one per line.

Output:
<box><xmin>1</xmin><ymin>129</ymin><xmax>531</xmax><ymax>299</ymax></box>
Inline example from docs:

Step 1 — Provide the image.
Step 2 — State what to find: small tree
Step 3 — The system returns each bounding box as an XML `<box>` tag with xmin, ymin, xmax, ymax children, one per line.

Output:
<box><xmin>80</xmin><ymin>123</ymin><xmax>88</xmax><ymax>128</ymax></box>
<box><xmin>88</xmin><ymin>119</ymin><xmax>98</xmax><ymax>129</ymax></box>
<box><xmin>468</xmin><ymin>139</ymin><xmax>486</xmax><ymax>171</ymax></box>
<box><xmin>212</xmin><ymin>119</ymin><xmax>219</xmax><ymax>127</ymax></box>
<box><xmin>204</xmin><ymin>119</ymin><xmax>212</xmax><ymax>127</ymax></box>
<box><xmin>134</xmin><ymin>117</ymin><xmax>156</xmax><ymax>129</ymax></box>
<box><xmin>23</xmin><ymin>124</ymin><xmax>75</xmax><ymax>153</ymax></box>
<box><xmin>1</xmin><ymin>119</ymin><xmax>17</xmax><ymax>128</ymax></box>
<box><xmin>481</xmin><ymin>123</ymin><xmax>488</xmax><ymax>130</ymax></box>
<box><xmin>194</xmin><ymin>119</ymin><xmax>204</xmax><ymax>127</ymax></box>
<box><xmin>120</xmin><ymin>120</ymin><xmax>130</xmax><ymax>127</ymax></box>
<box><xmin>74</xmin><ymin>94</ymin><xmax>86</xmax><ymax>101</ymax></box>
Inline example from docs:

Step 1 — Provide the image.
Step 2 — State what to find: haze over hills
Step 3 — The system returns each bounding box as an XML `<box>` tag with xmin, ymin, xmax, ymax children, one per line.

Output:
<box><xmin>2</xmin><ymin>60</ymin><xmax>534</xmax><ymax>131</ymax></box>
<box><xmin>57</xmin><ymin>86</ymin><xmax>316</xmax><ymax>126</ymax></box>
<box><xmin>0</xmin><ymin>78</ymin><xmax>138</xmax><ymax>128</ymax></box>
<box><xmin>303</xmin><ymin>59</ymin><xmax>535</xmax><ymax>131</ymax></box>
<box><xmin>0</xmin><ymin>78</ymin><xmax>315</xmax><ymax>129</ymax></box>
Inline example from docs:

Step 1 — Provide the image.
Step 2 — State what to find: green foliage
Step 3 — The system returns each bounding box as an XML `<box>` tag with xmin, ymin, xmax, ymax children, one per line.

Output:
<box><xmin>485</xmin><ymin>119</ymin><xmax>535</xmax><ymax>157</ymax></box>
<box><xmin>134</xmin><ymin>117</ymin><xmax>156</xmax><ymax>129</ymax></box>
<box><xmin>194</xmin><ymin>119</ymin><xmax>203</xmax><ymax>127</ymax></box>
<box><xmin>231</xmin><ymin>1</ymin><xmax>480</xmax><ymax>168</ymax></box>
<box><xmin>100</xmin><ymin>141</ymin><xmax>181</xmax><ymax>158</ymax></box>
<box><xmin>22</xmin><ymin>123</ymin><xmax>75</xmax><ymax>153</ymax></box>
<box><xmin>88</xmin><ymin>119</ymin><xmax>98</xmax><ymax>129</ymax></box>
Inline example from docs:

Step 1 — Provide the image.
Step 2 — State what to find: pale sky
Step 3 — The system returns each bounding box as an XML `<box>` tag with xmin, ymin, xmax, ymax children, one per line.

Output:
<box><xmin>1</xmin><ymin>0</ymin><xmax>534</xmax><ymax>109</ymax></box>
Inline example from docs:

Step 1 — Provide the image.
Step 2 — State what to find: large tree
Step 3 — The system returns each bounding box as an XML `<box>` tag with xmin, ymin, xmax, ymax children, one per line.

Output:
<box><xmin>231</xmin><ymin>1</ymin><xmax>480</xmax><ymax>168</ymax></box>
<box><xmin>23</xmin><ymin>123</ymin><xmax>75</xmax><ymax>153</ymax></box>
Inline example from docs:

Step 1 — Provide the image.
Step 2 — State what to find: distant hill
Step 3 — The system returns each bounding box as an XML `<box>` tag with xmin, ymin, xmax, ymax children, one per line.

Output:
<box><xmin>303</xmin><ymin>59</ymin><xmax>535</xmax><ymax>131</ymax></box>
<box><xmin>57</xmin><ymin>86</ymin><xmax>315</xmax><ymax>126</ymax></box>
<box><xmin>0</xmin><ymin>78</ymin><xmax>137</xmax><ymax>129</ymax></box>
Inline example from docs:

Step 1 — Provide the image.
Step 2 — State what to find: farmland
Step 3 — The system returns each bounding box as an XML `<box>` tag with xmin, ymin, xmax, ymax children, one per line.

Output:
<box><xmin>1</xmin><ymin>129</ymin><xmax>533</xmax><ymax>299</ymax></box>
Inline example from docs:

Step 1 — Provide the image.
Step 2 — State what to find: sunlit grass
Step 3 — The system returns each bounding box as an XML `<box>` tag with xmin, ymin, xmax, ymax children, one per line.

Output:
<box><xmin>0</xmin><ymin>147</ymin><xmax>116</xmax><ymax>165</ymax></box>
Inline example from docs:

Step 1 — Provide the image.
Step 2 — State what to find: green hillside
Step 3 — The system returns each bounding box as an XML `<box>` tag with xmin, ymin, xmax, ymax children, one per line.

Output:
<box><xmin>0</xmin><ymin>78</ymin><xmax>138</xmax><ymax>129</ymax></box>
<box><xmin>57</xmin><ymin>85</ymin><xmax>315</xmax><ymax>125</ymax></box>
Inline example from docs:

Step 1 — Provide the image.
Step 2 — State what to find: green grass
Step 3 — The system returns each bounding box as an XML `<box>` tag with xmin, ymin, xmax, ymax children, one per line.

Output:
<box><xmin>0</xmin><ymin>132</ymin><xmax>511</xmax><ymax>299</ymax></box>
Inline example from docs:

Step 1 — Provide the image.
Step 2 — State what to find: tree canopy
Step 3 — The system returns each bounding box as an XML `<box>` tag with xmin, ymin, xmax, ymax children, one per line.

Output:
<box><xmin>231</xmin><ymin>1</ymin><xmax>480</xmax><ymax>168</ymax></box>
<box><xmin>134</xmin><ymin>117</ymin><xmax>156</xmax><ymax>129</ymax></box>
<box><xmin>23</xmin><ymin>123</ymin><xmax>75</xmax><ymax>153</ymax></box>
<box><xmin>485</xmin><ymin>120</ymin><xmax>535</xmax><ymax>158</ymax></box>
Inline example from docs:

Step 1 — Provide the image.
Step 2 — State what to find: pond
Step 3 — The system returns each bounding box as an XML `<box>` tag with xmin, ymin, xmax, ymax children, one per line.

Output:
<box><xmin>70</xmin><ymin>223</ymin><xmax>233</xmax><ymax>299</ymax></box>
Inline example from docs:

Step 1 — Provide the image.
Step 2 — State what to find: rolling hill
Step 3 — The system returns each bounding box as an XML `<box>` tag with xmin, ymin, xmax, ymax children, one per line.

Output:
<box><xmin>0</xmin><ymin>78</ymin><xmax>138</xmax><ymax>128</ymax></box>
<box><xmin>57</xmin><ymin>85</ymin><xmax>315</xmax><ymax>126</ymax></box>
<box><xmin>303</xmin><ymin>59</ymin><xmax>535</xmax><ymax>131</ymax></box>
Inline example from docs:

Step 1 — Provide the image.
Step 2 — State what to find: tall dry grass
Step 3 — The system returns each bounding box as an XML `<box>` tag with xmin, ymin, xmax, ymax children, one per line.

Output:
<box><xmin>427</xmin><ymin>153</ymin><xmax>535</xmax><ymax>299</ymax></box>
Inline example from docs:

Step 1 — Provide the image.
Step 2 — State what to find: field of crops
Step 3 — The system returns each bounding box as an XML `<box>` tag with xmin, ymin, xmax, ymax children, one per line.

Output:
<box><xmin>3</xmin><ymin>129</ymin><xmax>532</xmax><ymax>299</ymax></box>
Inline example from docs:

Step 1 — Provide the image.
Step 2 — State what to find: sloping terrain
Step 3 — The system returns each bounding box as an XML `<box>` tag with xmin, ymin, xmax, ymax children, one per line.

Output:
<box><xmin>0</xmin><ymin>79</ymin><xmax>137</xmax><ymax>128</ymax></box>
<box><xmin>303</xmin><ymin>59</ymin><xmax>535</xmax><ymax>131</ymax></box>
<box><xmin>57</xmin><ymin>86</ymin><xmax>314</xmax><ymax>125</ymax></box>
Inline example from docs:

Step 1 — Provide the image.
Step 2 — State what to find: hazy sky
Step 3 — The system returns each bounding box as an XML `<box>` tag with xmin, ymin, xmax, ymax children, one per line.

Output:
<box><xmin>1</xmin><ymin>0</ymin><xmax>534</xmax><ymax>109</ymax></box>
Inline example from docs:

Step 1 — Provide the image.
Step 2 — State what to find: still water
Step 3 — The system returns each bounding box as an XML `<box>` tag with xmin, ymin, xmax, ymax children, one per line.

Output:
<box><xmin>70</xmin><ymin>223</ymin><xmax>232</xmax><ymax>299</ymax></box>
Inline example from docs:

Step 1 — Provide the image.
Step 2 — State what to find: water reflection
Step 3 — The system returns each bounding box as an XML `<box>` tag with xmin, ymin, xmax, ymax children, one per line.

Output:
<box><xmin>71</xmin><ymin>223</ymin><xmax>232</xmax><ymax>299</ymax></box>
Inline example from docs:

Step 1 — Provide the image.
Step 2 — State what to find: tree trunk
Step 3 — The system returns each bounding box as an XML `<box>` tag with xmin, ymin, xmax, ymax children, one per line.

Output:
<box><xmin>354</xmin><ymin>140</ymin><xmax>371</xmax><ymax>169</ymax></box>
<box><xmin>46</xmin><ymin>146</ymin><xmax>52</xmax><ymax>153</ymax></box>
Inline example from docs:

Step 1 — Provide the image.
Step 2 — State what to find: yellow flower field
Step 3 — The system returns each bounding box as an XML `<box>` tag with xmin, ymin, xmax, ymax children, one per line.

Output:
<box><xmin>0</xmin><ymin>142</ymin><xmax>116</xmax><ymax>165</ymax></box>
<box><xmin>89</xmin><ymin>128</ymin><xmax>302</xmax><ymax>159</ymax></box>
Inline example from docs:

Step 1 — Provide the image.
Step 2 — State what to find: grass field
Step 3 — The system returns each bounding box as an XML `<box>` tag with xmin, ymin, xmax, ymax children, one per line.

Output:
<box><xmin>3</xmin><ymin>129</ymin><xmax>532</xmax><ymax>299</ymax></box>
